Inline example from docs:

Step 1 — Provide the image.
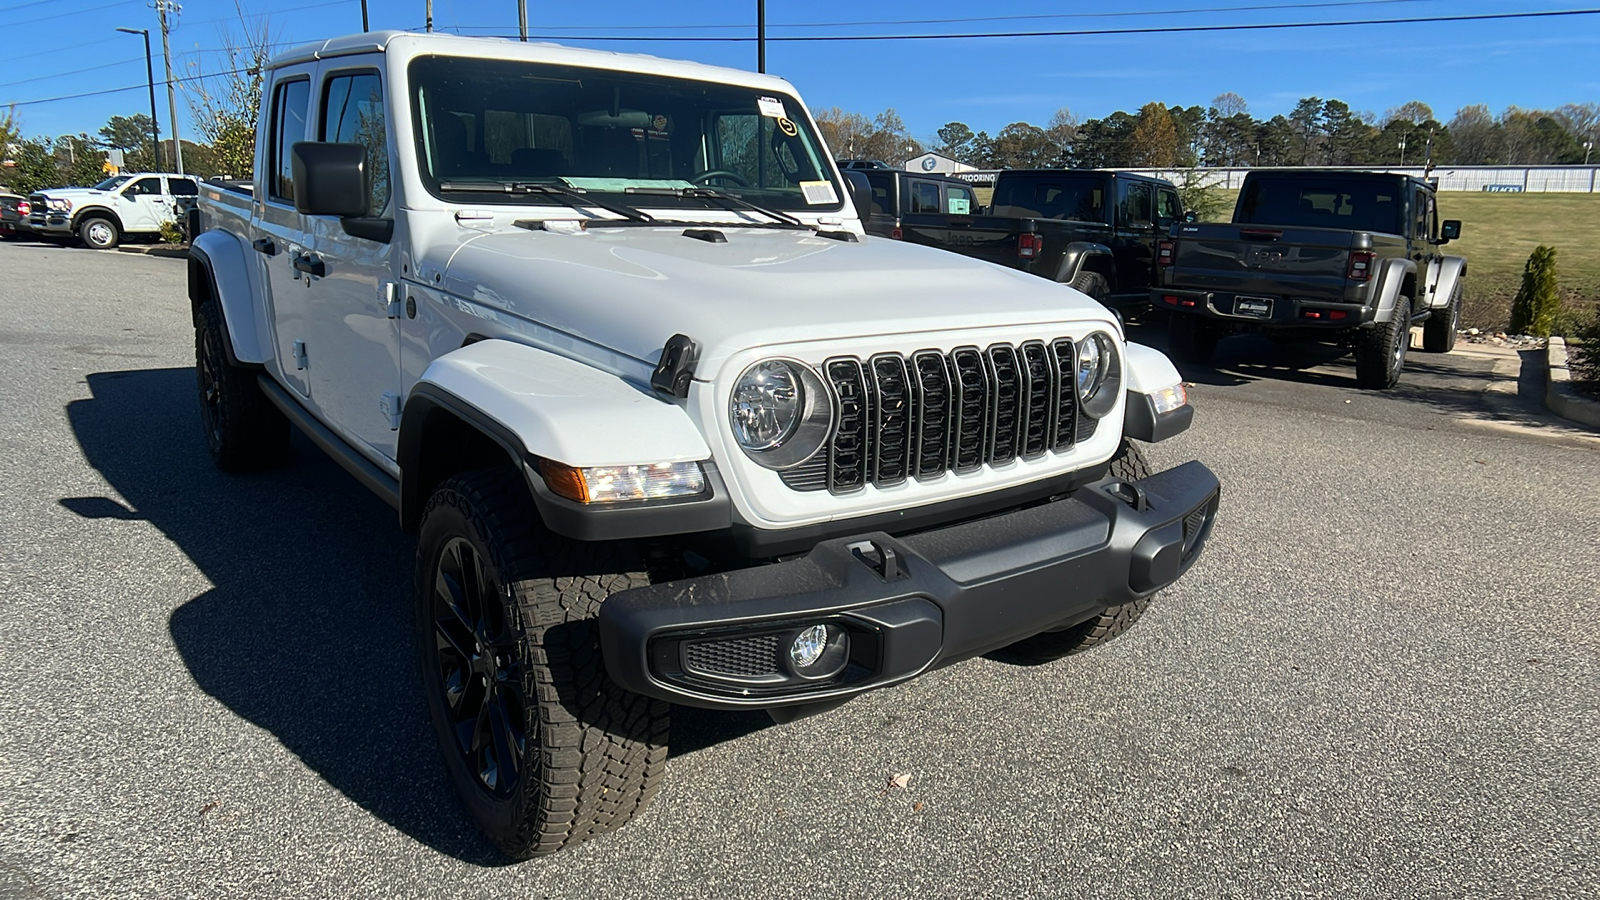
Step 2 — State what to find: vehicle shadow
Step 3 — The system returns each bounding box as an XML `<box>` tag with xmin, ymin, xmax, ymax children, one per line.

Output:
<box><xmin>65</xmin><ymin>367</ymin><xmax>769</xmax><ymax>865</ymax></box>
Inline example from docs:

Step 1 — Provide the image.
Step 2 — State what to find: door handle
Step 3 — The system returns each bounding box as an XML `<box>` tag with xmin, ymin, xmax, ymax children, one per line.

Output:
<box><xmin>293</xmin><ymin>253</ymin><xmax>326</xmax><ymax>278</ymax></box>
<box><xmin>252</xmin><ymin>237</ymin><xmax>276</xmax><ymax>256</ymax></box>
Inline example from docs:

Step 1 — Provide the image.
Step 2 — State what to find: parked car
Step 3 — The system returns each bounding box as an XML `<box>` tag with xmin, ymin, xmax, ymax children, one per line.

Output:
<box><xmin>1153</xmin><ymin>168</ymin><xmax>1465</xmax><ymax>389</ymax></box>
<box><xmin>857</xmin><ymin>169</ymin><xmax>979</xmax><ymax>239</ymax></box>
<box><xmin>0</xmin><ymin>191</ymin><xmax>33</xmax><ymax>240</ymax></box>
<box><xmin>189</xmin><ymin>30</ymin><xmax>1217</xmax><ymax>860</ymax></box>
<box><xmin>836</xmin><ymin>159</ymin><xmax>894</xmax><ymax>170</ymax></box>
<box><xmin>28</xmin><ymin>172</ymin><xmax>199</xmax><ymax>248</ymax></box>
<box><xmin>899</xmin><ymin>169</ymin><xmax>1186</xmax><ymax>311</ymax></box>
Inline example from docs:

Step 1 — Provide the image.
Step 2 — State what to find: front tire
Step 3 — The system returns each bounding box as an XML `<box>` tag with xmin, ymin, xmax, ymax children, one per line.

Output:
<box><xmin>1421</xmin><ymin>283</ymin><xmax>1460</xmax><ymax>353</ymax></box>
<box><xmin>415</xmin><ymin>468</ymin><xmax>669</xmax><ymax>859</ymax></box>
<box><xmin>195</xmin><ymin>302</ymin><xmax>290</xmax><ymax>471</ymax></box>
<box><xmin>1002</xmin><ymin>440</ymin><xmax>1158</xmax><ymax>661</ymax></box>
<box><xmin>1355</xmin><ymin>296</ymin><xmax>1411</xmax><ymax>389</ymax></box>
<box><xmin>78</xmin><ymin>216</ymin><xmax>119</xmax><ymax>250</ymax></box>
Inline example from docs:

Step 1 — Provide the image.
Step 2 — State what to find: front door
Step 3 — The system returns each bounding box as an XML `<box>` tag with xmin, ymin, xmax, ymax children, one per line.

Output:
<box><xmin>117</xmin><ymin>176</ymin><xmax>170</xmax><ymax>232</ymax></box>
<box><xmin>301</xmin><ymin>67</ymin><xmax>401</xmax><ymax>462</ymax></box>
<box><xmin>256</xmin><ymin>69</ymin><xmax>315</xmax><ymax>398</ymax></box>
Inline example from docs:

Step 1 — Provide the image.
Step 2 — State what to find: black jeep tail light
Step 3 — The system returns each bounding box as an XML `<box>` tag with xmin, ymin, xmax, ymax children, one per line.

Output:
<box><xmin>1347</xmin><ymin>250</ymin><xmax>1376</xmax><ymax>282</ymax></box>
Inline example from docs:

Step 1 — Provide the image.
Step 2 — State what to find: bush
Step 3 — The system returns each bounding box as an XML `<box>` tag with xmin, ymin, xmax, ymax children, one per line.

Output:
<box><xmin>1568</xmin><ymin>304</ymin><xmax>1600</xmax><ymax>385</ymax></box>
<box><xmin>1509</xmin><ymin>245</ymin><xmax>1560</xmax><ymax>336</ymax></box>
<box><xmin>157</xmin><ymin>220</ymin><xmax>185</xmax><ymax>245</ymax></box>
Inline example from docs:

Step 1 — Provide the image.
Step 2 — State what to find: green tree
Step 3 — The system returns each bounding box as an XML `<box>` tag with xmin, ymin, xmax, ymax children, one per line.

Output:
<box><xmin>54</xmin><ymin>134</ymin><xmax>107</xmax><ymax>187</ymax></box>
<box><xmin>1449</xmin><ymin>104</ymin><xmax>1501</xmax><ymax>164</ymax></box>
<box><xmin>989</xmin><ymin>122</ymin><xmax>1054</xmax><ymax>168</ymax></box>
<box><xmin>934</xmin><ymin>121</ymin><xmax>977</xmax><ymax>163</ymax></box>
<box><xmin>1509</xmin><ymin>246</ymin><xmax>1560</xmax><ymax>337</ymax></box>
<box><xmin>6</xmin><ymin>137</ymin><xmax>61</xmax><ymax>194</ymax></box>
<box><xmin>1288</xmin><ymin>97</ymin><xmax>1324</xmax><ymax>164</ymax></box>
<box><xmin>98</xmin><ymin>114</ymin><xmax>157</xmax><ymax>170</ymax></box>
<box><xmin>1321</xmin><ymin>100</ymin><xmax>1374</xmax><ymax>165</ymax></box>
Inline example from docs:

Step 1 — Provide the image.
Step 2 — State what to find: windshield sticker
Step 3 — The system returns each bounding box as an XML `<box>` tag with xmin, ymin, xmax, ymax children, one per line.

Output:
<box><xmin>800</xmin><ymin>180</ymin><xmax>839</xmax><ymax>205</ymax></box>
<box><xmin>757</xmin><ymin>96</ymin><xmax>787</xmax><ymax>118</ymax></box>
<box><xmin>776</xmin><ymin>117</ymin><xmax>799</xmax><ymax>137</ymax></box>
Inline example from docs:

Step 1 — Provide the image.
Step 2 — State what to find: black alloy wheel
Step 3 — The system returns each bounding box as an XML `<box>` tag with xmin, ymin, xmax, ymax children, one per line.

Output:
<box><xmin>430</xmin><ymin>536</ymin><xmax>528</xmax><ymax>797</ymax></box>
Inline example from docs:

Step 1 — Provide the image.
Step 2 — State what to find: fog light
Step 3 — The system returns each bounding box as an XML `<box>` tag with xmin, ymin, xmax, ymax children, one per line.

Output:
<box><xmin>790</xmin><ymin>625</ymin><xmax>829</xmax><ymax>668</ymax></box>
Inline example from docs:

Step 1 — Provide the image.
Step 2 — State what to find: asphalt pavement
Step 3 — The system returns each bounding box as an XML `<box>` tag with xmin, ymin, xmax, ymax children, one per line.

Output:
<box><xmin>1</xmin><ymin>239</ymin><xmax>1596</xmax><ymax>899</ymax></box>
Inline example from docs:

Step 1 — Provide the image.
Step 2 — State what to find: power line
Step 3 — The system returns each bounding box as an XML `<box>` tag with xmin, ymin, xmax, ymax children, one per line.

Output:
<box><xmin>0</xmin><ymin>0</ymin><xmax>136</xmax><ymax>29</ymax></box>
<box><xmin>470</xmin><ymin>7</ymin><xmax>1600</xmax><ymax>42</ymax></box>
<box><xmin>445</xmin><ymin>0</ymin><xmax>1439</xmax><ymax>33</ymax></box>
<box><xmin>5</xmin><ymin>63</ymin><xmax>251</xmax><ymax>108</ymax></box>
<box><xmin>0</xmin><ymin>55</ymin><xmax>147</xmax><ymax>90</ymax></box>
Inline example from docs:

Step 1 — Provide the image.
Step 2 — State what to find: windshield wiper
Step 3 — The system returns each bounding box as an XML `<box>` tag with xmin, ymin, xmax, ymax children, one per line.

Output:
<box><xmin>437</xmin><ymin>180</ymin><xmax>653</xmax><ymax>223</ymax></box>
<box><xmin>625</xmin><ymin>185</ymin><xmax>808</xmax><ymax>229</ymax></box>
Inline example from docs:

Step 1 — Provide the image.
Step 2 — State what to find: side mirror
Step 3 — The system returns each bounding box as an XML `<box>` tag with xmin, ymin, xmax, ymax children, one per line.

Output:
<box><xmin>291</xmin><ymin>142</ymin><xmax>369</xmax><ymax>218</ymax></box>
<box><xmin>1439</xmin><ymin>219</ymin><xmax>1461</xmax><ymax>242</ymax></box>
<box><xmin>843</xmin><ymin>171</ymin><xmax>873</xmax><ymax>223</ymax></box>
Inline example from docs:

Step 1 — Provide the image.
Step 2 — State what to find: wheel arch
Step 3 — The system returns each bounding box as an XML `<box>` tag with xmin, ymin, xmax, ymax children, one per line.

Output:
<box><xmin>1051</xmin><ymin>242</ymin><xmax>1115</xmax><ymax>286</ymax></box>
<box><xmin>188</xmin><ymin>233</ymin><xmax>271</xmax><ymax>365</ymax></box>
<box><xmin>70</xmin><ymin>205</ymin><xmax>122</xmax><ymax>233</ymax></box>
<box><xmin>1429</xmin><ymin>255</ymin><xmax>1468</xmax><ymax>310</ymax></box>
<box><xmin>1370</xmin><ymin>258</ymin><xmax>1418</xmax><ymax>324</ymax></box>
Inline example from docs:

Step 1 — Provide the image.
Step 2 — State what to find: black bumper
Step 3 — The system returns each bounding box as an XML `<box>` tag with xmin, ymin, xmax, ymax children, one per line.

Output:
<box><xmin>598</xmin><ymin>460</ymin><xmax>1220</xmax><ymax>711</ymax></box>
<box><xmin>1153</xmin><ymin>288</ymin><xmax>1372</xmax><ymax>329</ymax></box>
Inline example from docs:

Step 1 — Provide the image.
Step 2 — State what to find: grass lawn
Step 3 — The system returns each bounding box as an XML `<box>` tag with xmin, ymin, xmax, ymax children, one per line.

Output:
<box><xmin>1202</xmin><ymin>188</ymin><xmax>1600</xmax><ymax>330</ymax></box>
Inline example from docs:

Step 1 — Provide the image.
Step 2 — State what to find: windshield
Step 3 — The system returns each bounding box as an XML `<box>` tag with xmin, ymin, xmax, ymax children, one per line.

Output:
<box><xmin>990</xmin><ymin>174</ymin><xmax>1105</xmax><ymax>221</ymax></box>
<box><xmin>1236</xmin><ymin>177</ymin><xmax>1403</xmax><ymax>234</ymax></box>
<box><xmin>408</xmin><ymin>56</ymin><xmax>843</xmax><ymax>213</ymax></box>
<box><xmin>93</xmin><ymin>175</ymin><xmax>133</xmax><ymax>191</ymax></box>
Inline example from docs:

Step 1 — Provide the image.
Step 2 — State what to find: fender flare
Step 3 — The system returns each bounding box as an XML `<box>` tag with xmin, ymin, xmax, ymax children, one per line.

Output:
<box><xmin>1051</xmin><ymin>242</ymin><xmax>1115</xmax><ymax>286</ymax></box>
<box><xmin>1428</xmin><ymin>256</ymin><xmax>1468</xmax><ymax>310</ymax></box>
<box><xmin>1122</xmin><ymin>342</ymin><xmax>1193</xmax><ymax>443</ymax></box>
<box><xmin>1369</xmin><ymin>257</ymin><xmax>1417</xmax><ymax>324</ymax></box>
<box><xmin>69</xmin><ymin>205</ymin><xmax>123</xmax><ymax>234</ymax></box>
<box><xmin>188</xmin><ymin>232</ymin><xmax>271</xmax><ymax>365</ymax></box>
<box><xmin>399</xmin><ymin>339</ymin><xmax>724</xmax><ymax>537</ymax></box>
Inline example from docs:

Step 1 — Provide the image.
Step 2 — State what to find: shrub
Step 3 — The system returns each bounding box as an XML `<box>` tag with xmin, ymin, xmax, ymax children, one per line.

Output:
<box><xmin>157</xmin><ymin>220</ymin><xmax>184</xmax><ymax>245</ymax></box>
<box><xmin>1508</xmin><ymin>245</ymin><xmax>1560</xmax><ymax>337</ymax></box>
<box><xmin>1569</xmin><ymin>306</ymin><xmax>1600</xmax><ymax>385</ymax></box>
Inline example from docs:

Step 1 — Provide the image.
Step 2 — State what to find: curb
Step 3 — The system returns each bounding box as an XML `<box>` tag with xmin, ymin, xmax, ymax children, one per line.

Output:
<box><xmin>115</xmin><ymin>244</ymin><xmax>189</xmax><ymax>259</ymax></box>
<box><xmin>1544</xmin><ymin>337</ymin><xmax>1600</xmax><ymax>429</ymax></box>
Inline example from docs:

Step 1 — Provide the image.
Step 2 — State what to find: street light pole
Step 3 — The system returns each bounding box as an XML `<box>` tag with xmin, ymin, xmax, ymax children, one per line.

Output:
<box><xmin>518</xmin><ymin>0</ymin><xmax>527</xmax><ymax>40</ymax></box>
<box><xmin>116</xmin><ymin>27</ymin><xmax>161</xmax><ymax>172</ymax></box>
<box><xmin>155</xmin><ymin>0</ymin><xmax>183</xmax><ymax>174</ymax></box>
<box><xmin>757</xmin><ymin>0</ymin><xmax>765</xmax><ymax>73</ymax></box>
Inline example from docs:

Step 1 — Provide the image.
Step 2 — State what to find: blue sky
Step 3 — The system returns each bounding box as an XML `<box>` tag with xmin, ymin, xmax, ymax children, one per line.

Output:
<box><xmin>4</xmin><ymin>0</ymin><xmax>1599</xmax><ymax>150</ymax></box>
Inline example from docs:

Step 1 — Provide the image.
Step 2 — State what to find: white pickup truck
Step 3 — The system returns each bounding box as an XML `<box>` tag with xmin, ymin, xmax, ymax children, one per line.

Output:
<box><xmin>189</xmin><ymin>30</ymin><xmax>1220</xmax><ymax>859</ymax></box>
<box><xmin>29</xmin><ymin>172</ymin><xmax>197</xmax><ymax>248</ymax></box>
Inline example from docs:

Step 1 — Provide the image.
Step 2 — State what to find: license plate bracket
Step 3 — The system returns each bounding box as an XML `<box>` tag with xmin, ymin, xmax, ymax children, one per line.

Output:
<box><xmin>1235</xmin><ymin>296</ymin><xmax>1273</xmax><ymax>318</ymax></box>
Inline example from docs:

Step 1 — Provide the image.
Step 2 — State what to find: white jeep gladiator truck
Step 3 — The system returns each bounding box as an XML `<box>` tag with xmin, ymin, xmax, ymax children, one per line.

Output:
<box><xmin>189</xmin><ymin>31</ymin><xmax>1220</xmax><ymax>859</ymax></box>
<box><xmin>29</xmin><ymin>172</ymin><xmax>198</xmax><ymax>248</ymax></box>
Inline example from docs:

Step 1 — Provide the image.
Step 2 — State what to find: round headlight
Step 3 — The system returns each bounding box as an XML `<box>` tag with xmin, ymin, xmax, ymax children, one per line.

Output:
<box><xmin>728</xmin><ymin>358</ymin><xmax>834</xmax><ymax>469</ymax></box>
<box><xmin>730</xmin><ymin>360</ymin><xmax>803</xmax><ymax>451</ymax></box>
<box><xmin>1076</xmin><ymin>332</ymin><xmax>1122</xmax><ymax>419</ymax></box>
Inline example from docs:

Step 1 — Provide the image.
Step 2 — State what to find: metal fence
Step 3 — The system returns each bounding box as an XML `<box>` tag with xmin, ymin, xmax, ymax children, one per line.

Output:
<box><xmin>1107</xmin><ymin>165</ymin><xmax>1600</xmax><ymax>193</ymax></box>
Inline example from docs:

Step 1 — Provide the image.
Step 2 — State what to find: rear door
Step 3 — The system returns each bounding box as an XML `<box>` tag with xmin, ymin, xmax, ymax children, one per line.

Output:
<box><xmin>1112</xmin><ymin>179</ymin><xmax>1156</xmax><ymax>292</ymax></box>
<box><xmin>301</xmin><ymin>64</ymin><xmax>401</xmax><ymax>462</ymax></box>
<box><xmin>256</xmin><ymin>67</ymin><xmax>316</xmax><ymax>398</ymax></box>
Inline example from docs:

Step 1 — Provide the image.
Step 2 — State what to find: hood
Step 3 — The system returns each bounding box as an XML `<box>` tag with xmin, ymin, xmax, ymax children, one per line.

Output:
<box><xmin>434</xmin><ymin>225</ymin><xmax>1114</xmax><ymax>374</ymax></box>
<box><xmin>31</xmin><ymin>187</ymin><xmax>109</xmax><ymax>199</ymax></box>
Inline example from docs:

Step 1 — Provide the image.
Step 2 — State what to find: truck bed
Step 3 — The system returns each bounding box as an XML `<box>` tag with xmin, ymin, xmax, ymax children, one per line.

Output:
<box><xmin>1164</xmin><ymin>222</ymin><xmax>1404</xmax><ymax>308</ymax></box>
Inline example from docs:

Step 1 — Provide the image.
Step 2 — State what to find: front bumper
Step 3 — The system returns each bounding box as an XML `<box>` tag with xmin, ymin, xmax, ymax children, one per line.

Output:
<box><xmin>599</xmin><ymin>459</ymin><xmax>1220</xmax><ymax>711</ymax></box>
<box><xmin>28</xmin><ymin>213</ymin><xmax>71</xmax><ymax>235</ymax></box>
<box><xmin>1153</xmin><ymin>288</ymin><xmax>1372</xmax><ymax>329</ymax></box>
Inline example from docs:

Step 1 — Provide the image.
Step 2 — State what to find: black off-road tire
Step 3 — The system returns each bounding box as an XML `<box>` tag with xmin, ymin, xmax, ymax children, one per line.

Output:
<box><xmin>1167</xmin><ymin>311</ymin><xmax>1220</xmax><ymax>365</ymax></box>
<box><xmin>1421</xmin><ymin>283</ymin><xmax>1460</xmax><ymax>353</ymax></box>
<box><xmin>1001</xmin><ymin>440</ymin><xmax>1158</xmax><ymax>661</ymax></box>
<box><xmin>78</xmin><ymin>215</ymin><xmax>120</xmax><ymax>250</ymax></box>
<box><xmin>415</xmin><ymin>468</ymin><xmax>669</xmax><ymax>859</ymax></box>
<box><xmin>195</xmin><ymin>302</ymin><xmax>290</xmax><ymax>471</ymax></box>
<box><xmin>1068</xmin><ymin>269</ymin><xmax>1111</xmax><ymax>306</ymax></box>
<box><xmin>1355</xmin><ymin>295</ymin><xmax>1411</xmax><ymax>389</ymax></box>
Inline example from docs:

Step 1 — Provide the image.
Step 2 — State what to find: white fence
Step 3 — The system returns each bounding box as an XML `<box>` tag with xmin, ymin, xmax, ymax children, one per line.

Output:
<box><xmin>946</xmin><ymin>165</ymin><xmax>1600</xmax><ymax>192</ymax></box>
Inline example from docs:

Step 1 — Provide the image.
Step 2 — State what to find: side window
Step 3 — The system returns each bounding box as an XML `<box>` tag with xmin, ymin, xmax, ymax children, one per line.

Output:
<box><xmin>269</xmin><ymin>78</ymin><xmax>310</xmax><ymax>203</ymax></box>
<box><xmin>1119</xmin><ymin>182</ymin><xmax>1152</xmax><ymax>226</ymax></box>
<box><xmin>321</xmin><ymin>71</ymin><xmax>390</xmax><ymax>215</ymax></box>
<box><xmin>1155</xmin><ymin>189</ymin><xmax>1181</xmax><ymax>227</ymax></box>
<box><xmin>946</xmin><ymin>184</ymin><xmax>973</xmax><ymax>215</ymax></box>
<box><xmin>865</xmin><ymin>174</ymin><xmax>892</xmax><ymax>216</ymax></box>
<box><xmin>124</xmin><ymin>177</ymin><xmax>163</xmax><ymax>196</ymax></box>
<box><xmin>911</xmin><ymin>181</ymin><xmax>940</xmax><ymax>214</ymax></box>
<box><xmin>168</xmin><ymin>177</ymin><xmax>198</xmax><ymax>196</ymax></box>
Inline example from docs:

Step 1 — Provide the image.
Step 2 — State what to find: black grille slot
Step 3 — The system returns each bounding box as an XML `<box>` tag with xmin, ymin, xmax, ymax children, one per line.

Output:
<box><xmin>1020</xmin><ymin>341</ymin><xmax>1054</xmax><ymax>458</ymax></box>
<box><xmin>912</xmin><ymin>351</ymin><xmax>954</xmax><ymax>479</ymax></box>
<box><xmin>781</xmin><ymin>335</ymin><xmax>1093</xmax><ymax>494</ymax></box>
<box><xmin>825</xmin><ymin>358</ymin><xmax>870</xmax><ymax>493</ymax></box>
<box><xmin>684</xmin><ymin>634</ymin><xmax>782</xmax><ymax>678</ymax></box>
<box><xmin>870</xmin><ymin>354</ymin><xmax>914</xmax><ymax>486</ymax></box>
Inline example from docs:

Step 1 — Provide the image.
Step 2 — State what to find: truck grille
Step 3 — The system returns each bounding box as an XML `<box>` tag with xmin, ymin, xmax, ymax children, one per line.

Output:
<box><xmin>781</xmin><ymin>338</ymin><xmax>1092</xmax><ymax>494</ymax></box>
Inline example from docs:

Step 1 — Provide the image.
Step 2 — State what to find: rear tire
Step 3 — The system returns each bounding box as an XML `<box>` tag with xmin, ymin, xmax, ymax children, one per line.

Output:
<box><xmin>1167</xmin><ymin>312</ymin><xmax>1220</xmax><ymax>365</ymax></box>
<box><xmin>195</xmin><ymin>302</ymin><xmax>290</xmax><ymax>471</ymax></box>
<box><xmin>1355</xmin><ymin>295</ymin><xmax>1411</xmax><ymax>389</ymax></box>
<box><xmin>1001</xmin><ymin>440</ymin><xmax>1157</xmax><ymax>661</ymax></box>
<box><xmin>415</xmin><ymin>468</ymin><xmax>669</xmax><ymax>859</ymax></box>
<box><xmin>78</xmin><ymin>216</ymin><xmax>119</xmax><ymax>250</ymax></box>
<box><xmin>1421</xmin><ymin>283</ymin><xmax>1459</xmax><ymax>353</ymax></box>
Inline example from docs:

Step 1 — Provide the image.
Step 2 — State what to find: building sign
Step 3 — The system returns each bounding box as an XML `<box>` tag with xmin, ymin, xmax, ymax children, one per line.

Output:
<box><xmin>1482</xmin><ymin>184</ymin><xmax>1523</xmax><ymax>192</ymax></box>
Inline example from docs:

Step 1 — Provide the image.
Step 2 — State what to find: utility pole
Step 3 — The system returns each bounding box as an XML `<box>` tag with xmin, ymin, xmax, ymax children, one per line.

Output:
<box><xmin>360</xmin><ymin>0</ymin><xmax>368</xmax><ymax>31</ymax></box>
<box><xmin>518</xmin><ymin>0</ymin><xmax>527</xmax><ymax>40</ymax></box>
<box><xmin>155</xmin><ymin>0</ymin><xmax>183</xmax><ymax>174</ymax></box>
<box><xmin>116</xmin><ymin>27</ymin><xmax>161</xmax><ymax>171</ymax></box>
<box><xmin>426</xmin><ymin>0</ymin><xmax>433</xmax><ymax>32</ymax></box>
<box><xmin>757</xmin><ymin>0</ymin><xmax>766</xmax><ymax>73</ymax></box>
